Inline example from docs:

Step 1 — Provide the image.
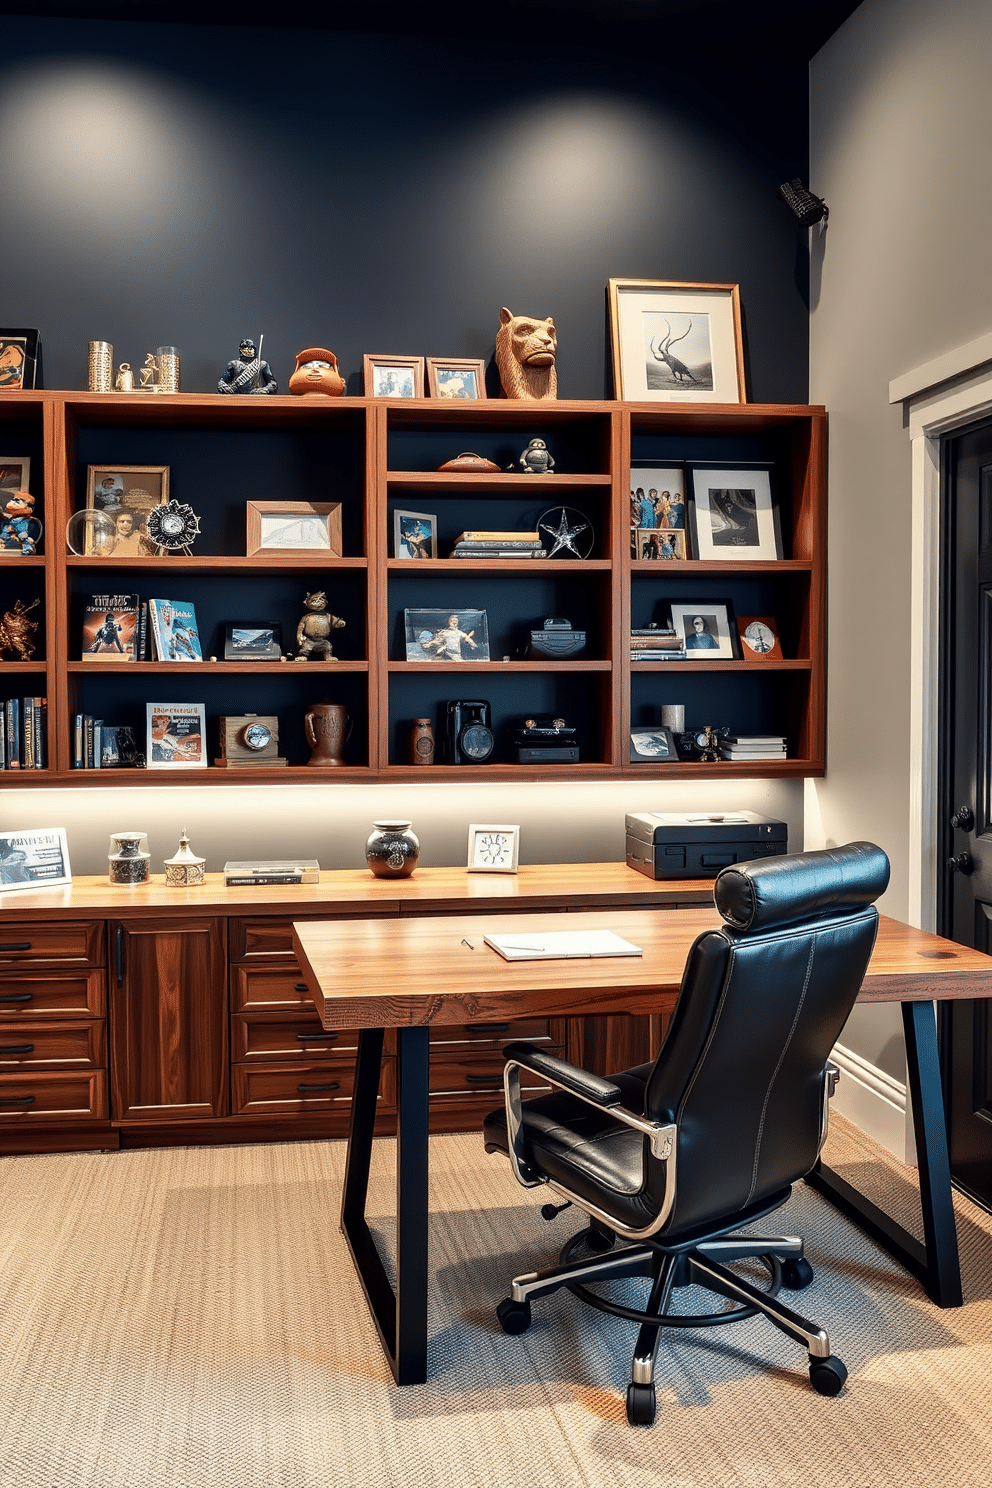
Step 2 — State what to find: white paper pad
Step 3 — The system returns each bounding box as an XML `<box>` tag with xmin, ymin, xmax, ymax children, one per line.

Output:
<box><xmin>483</xmin><ymin>930</ymin><xmax>643</xmax><ymax>961</ymax></box>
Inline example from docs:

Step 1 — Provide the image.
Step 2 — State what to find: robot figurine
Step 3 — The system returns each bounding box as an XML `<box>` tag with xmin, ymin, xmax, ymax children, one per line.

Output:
<box><xmin>295</xmin><ymin>590</ymin><xmax>345</xmax><ymax>661</ymax></box>
<box><xmin>515</xmin><ymin>438</ymin><xmax>555</xmax><ymax>475</ymax></box>
<box><xmin>218</xmin><ymin>336</ymin><xmax>278</xmax><ymax>395</ymax></box>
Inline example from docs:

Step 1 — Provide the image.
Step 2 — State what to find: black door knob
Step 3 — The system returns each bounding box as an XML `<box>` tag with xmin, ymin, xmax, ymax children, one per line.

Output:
<box><xmin>950</xmin><ymin>806</ymin><xmax>975</xmax><ymax>831</ymax></box>
<box><xmin>947</xmin><ymin>852</ymin><xmax>975</xmax><ymax>874</ymax></box>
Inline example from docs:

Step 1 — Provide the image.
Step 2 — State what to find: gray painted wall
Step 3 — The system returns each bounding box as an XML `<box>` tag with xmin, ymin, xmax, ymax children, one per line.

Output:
<box><xmin>809</xmin><ymin>0</ymin><xmax>992</xmax><ymax>1078</ymax></box>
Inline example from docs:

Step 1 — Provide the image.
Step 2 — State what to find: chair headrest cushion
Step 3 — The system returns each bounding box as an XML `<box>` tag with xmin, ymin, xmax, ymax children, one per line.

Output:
<box><xmin>714</xmin><ymin>842</ymin><xmax>890</xmax><ymax>932</ymax></box>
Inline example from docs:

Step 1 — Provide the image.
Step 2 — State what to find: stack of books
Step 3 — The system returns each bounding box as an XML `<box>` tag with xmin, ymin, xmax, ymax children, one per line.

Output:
<box><xmin>630</xmin><ymin>627</ymin><xmax>684</xmax><ymax>660</ymax></box>
<box><xmin>450</xmin><ymin>530</ymin><xmax>546</xmax><ymax>559</ymax></box>
<box><xmin>224</xmin><ymin>859</ymin><xmax>321</xmax><ymax>886</ymax></box>
<box><xmin>720</xmin><ymin>735</ymin><xmax>788</xmax><ymax>761</ymax></box>
<box><xmin>72</xmin><ymin>716</ymin><xmax>139</xmax><ymax>769</ymax></box>
<box><xmin>1</xmin><ymin>697</ymin><xmax>47</xmax><ymax>769</ymax></box>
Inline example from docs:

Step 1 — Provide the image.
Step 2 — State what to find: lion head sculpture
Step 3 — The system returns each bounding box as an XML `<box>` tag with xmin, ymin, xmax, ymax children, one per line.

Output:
<box><xmin>495</xmin><ymin>307</ymin><xmax>558</xmax><ymax>401</ymax></box>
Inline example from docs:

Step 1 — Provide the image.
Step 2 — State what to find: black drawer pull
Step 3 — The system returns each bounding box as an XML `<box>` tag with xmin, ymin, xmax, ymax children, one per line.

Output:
<box><xmin>465</xmin><ymin>1074</ymin><xmax>504</xmax><ymax>1086</ymax></box>
<box><xmin>465</xmin><ymin>1023</ymin><xmax>510</xmax><ymax>1035</ymax></box>
<box><xmin>294</xmin><ymin>982</ymin><xmax>309</xmax><ymax>993</ymax></box>
<box><xmin>297</xmin><ymin>1081</ymin><xmax>340</xmax><ymax>1092</ymax></box>
<box><xmin>0</xmin><ymin>943</ymin><xmax>32</xmax><ymax>952</ymax></box>
<box><xmin>0</xmin><ymin>1044</ymin><xmax>34</xmax><ymax>1054</ymax></box>
<box><xmin>0</xmin><ymin>1095</ymin><xmax>35</xmax><ymax>1106</ymax></box>
<box><xmin>0</xmin><ymin>993</ymin><xmax>33</xmax><ymax>1003</ymax></box>
<box><xmin>296</xmin><ymin>1031</ymin><xmax>337</xmax><ymax>1042</ymax></box>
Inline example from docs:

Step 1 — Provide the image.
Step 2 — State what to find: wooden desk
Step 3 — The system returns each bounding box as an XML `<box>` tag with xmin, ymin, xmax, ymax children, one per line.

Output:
<box><xmin>294</xmin><ymin>907</ymin><xmax>992</xmax><ymax>1385</ymax></box>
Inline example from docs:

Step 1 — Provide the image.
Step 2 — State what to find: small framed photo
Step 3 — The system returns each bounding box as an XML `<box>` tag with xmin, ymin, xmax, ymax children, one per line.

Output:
<box><xmin>636</xmin><ymin>528</ymin><xmax>687</xmax><ymax>561</ymax></box>
<box><xmin>629</xmin><ymin>465</ymin><xmax>687</xmax><ymax>535</ymax></box>
<box><xmin>404</xmin><ymin>607</ymin><xmax>489</xmax><ymax>662</ymax></box>
<box><xmin>629</xmin><ymin>727</ymin><xmax>677</xmax><ymax>763</ymax></box>
<box><xmin>146</xmin><ymin>702</ymin><xmax>207</xmax><ymax>769</ymax></box>
<box><xmin>688</xmin><ymin>463</ymin><xmax>781</xmax><ymax>561</ymax></box>
<box><xmin>0</xmin><ymin>456</ymin><xmax>31</xmax><ymax>494</ymax></box>
<box><xmin>0</xmin><ymin>330</ymin><xmax>39</xmax><ymax>392</ymax></box>
<box><xmin>426</xmin><ymin>357</ymin><xmax>487</xmax><ymax>401</ymax></box>
<box><xmin>738</xmin><ymin>615</ymin><xmax>783</xmax><ymax>661</ymax></box>
<box><xmin>608</xmin><ymin>280</ymin><xmax>744</xmax><ymax>403</ymax></box>
<box><xmin>246</xmin><ymin>500</ymin><xmax>342</xmax><ymax>557</ymax></box>
<box><xmin>467</xmin><ymin>823</ymin><xmax>519</xmax><ymax>873</ymax></box>
<box><xmin>669</xmin><ymin>601</ymin><xmax>739</xmax><ymax>660</ymax></box>
<box><xmin>393</xmin><ymin>509</ymin><xmax>437</xmax><ymax>560</ymax></box>
<box><xmin>363</xmin><ymin>355</ymin><xmax>425</xmax><ymax>398</ymax></box>
<box><xmin>85</xmin><ymin>465</ymin><xmax>170</xmax><ymax>556</ymax></box>
<box><xmin>223</xmin><ymin>622</ymin><xmax>283</xmax><ymax>661</ymax></box>
<box><xmin>0</xmin><ymin>827</ymin><xmax>71</xmax><ymax>892</ymax></box>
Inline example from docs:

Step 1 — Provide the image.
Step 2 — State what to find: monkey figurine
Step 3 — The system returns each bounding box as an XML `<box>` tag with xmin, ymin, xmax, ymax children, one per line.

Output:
<box><xmin>295</xmin><ymin>590</ymin><xmax>345</xmax><ymax>662</ymax></box>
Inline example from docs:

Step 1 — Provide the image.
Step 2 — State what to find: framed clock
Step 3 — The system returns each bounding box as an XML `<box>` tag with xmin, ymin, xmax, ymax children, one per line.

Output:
<box><xmin>467</xmin><ymin>823</ymin><xmax>520</xmax><ymax>874</ymax></box>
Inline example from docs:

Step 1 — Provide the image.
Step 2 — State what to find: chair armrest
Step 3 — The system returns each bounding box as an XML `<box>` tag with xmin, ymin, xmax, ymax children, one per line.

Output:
<box><xmin>826</xmin><ymin>1061</ymin><xmax>840</xmax><ymax>1098</ymax></box>
<box><xmin>502</xmin><ymin>1041</ymin><xmax>623</xmax><ymax>1107</ymax></box>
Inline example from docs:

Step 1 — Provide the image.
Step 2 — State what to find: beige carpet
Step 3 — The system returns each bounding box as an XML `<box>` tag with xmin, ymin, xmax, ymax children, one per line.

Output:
<box><xmin>1</xmin><ymin>1116</ymin><xmax>992</xmax><ymax>1488</ymax></box>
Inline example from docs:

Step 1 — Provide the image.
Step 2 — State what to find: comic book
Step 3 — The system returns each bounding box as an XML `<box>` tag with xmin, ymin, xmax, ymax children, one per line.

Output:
<box><xmin>147</xmin><ymin>599</ymin><xmax>203</xmax><ymax>662</ymax></box>
<box><xmin>146</xmin><ymin>702</ymin><xmax>207</xmax><ymax>769</ymax></box>
<box><xmin>80</xmin><ymin>593</ymin><xmax>140</xmax><ymax>661</ymax></box>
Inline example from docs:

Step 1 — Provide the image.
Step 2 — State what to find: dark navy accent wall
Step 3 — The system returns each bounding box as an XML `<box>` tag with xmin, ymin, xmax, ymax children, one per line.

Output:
<box><xmin>0</xmin><ymin>15</ymin><xmax>809</xmax><ymax>402</ymax></box>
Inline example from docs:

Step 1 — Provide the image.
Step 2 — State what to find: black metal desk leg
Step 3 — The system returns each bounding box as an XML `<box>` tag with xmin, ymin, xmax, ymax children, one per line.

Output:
<box><xmin>339</xmin><ymin>1024</ymin><xmax>432</xmax><ymax>1386</ymax></box>
<box><xmin>807</xmin><ymin>1000</ymin><xmax>962</xmax><ymax>1309</ymax></box>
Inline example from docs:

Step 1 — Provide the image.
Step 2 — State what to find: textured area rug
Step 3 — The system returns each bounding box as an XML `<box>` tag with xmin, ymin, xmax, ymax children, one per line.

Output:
<box><xmin>1</xmin><ymin>1117</ymin><xmax>991</xmax><ymax>1488</ymax></box>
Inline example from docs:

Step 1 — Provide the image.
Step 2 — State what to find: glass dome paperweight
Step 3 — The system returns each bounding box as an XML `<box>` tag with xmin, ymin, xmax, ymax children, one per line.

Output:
<box><xmin>66</xmin><ymin>508</ymin><xmax>117</xmax><ymax>557</ymax></box>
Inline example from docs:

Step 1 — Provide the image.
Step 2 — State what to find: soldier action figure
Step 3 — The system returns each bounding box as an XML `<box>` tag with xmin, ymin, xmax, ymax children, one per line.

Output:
<box><xmin>217</xmin><ymin>337</ymin><xmax>278</xmax><ymax>395</ymax></box>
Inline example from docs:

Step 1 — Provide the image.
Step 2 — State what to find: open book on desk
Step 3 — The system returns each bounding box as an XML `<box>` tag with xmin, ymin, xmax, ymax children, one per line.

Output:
<box><xmin>483</xmin><ymin>929</ymin><xmax>643</xmax><ymax>962</ymax></box>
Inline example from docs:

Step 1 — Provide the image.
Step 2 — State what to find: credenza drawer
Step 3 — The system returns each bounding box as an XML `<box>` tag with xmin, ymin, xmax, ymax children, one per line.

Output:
<box><xmin>427</xmin><ymin>1017</ymin><xmax>565</xmax><ymax>1049</ymax></box>
<box><xmin>233</xmin><ymin>1013</ymin><xmax>361</xmax><ymax>1061</ymax></box>
<box><xmin>0</xmin><ymin>969</ymin><xmax>106</xmax><ymax>1018</ymax></box>
<box><xmin>0</xmin><ymin>1070</ymin><xmax>108</xmax><ymax>1121</ymax></box>
<box><xmin>427</xmin><ymin>1051</ymin><xmax>558</xmax><ymax>1101</ymax></box>
<box><xmin>231</xmin><ymin>1058</ymin><xmax>394</xmax><ymax>1116</ymax></box>
<box><xmin>0</xmin><ymin>1020</ymin><xmax>105</xmax><ymax>1069</ymax></box>
<box><xmin>231</xmin><ymin>965</ymin><xmax>315</xmax><ymax>1013</ymax></box>
<box><xmin>0</xmin><ymin>921</ymin><xmax>104</xmax><ymax>967</ymax></box>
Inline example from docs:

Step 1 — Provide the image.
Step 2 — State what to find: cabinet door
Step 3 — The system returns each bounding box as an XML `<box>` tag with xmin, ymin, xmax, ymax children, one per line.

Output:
<box><xmin>110</xmin><ymin>917</ymin><xmax>228</xmax><ymax>1122</ymax></box>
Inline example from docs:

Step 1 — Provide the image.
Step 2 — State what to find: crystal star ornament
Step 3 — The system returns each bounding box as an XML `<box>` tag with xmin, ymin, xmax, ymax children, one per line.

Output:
<box><xmin>538</xmin><ymin>506</ymin><xmax>594</xmax><ymax>559</ymax></box>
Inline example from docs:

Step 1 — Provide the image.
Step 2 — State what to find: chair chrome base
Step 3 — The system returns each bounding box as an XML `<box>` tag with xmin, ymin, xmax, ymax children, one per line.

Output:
<box><xmin>497</xmin><ymin>1223</ymin><xmax>847</xmax><ymax>1426</ymax></box>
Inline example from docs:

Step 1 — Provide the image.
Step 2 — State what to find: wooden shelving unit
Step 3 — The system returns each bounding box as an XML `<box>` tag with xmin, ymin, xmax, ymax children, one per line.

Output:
<box><xmin>0</xmin><ymin>390</ymin><xmax>826</xmax><ymax>786</ymax></box>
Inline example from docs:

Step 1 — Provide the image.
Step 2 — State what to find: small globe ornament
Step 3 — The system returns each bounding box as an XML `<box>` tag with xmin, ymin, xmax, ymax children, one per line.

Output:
<box><xmin>66</xmin><ymin>508</ymin><xmax>117</xmax><ymax>556</ymax></box>
<box><xmin>146</xmin><ymin>499</ymin><xmax>202</xmax><ymax>554</ymax></box>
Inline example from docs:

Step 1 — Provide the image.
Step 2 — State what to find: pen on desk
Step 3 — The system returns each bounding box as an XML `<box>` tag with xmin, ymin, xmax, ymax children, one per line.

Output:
<box><xmin>461</xmin><ymin>938</ymin><xmax>474</xmax><ymax>948</ymax></box>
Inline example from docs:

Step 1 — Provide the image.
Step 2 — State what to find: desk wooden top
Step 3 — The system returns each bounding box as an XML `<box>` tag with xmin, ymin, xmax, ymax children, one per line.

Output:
<box><xmin>0</xmin><ymin>862</ymin><xmax>711</xmax><ymax>921</ymax></box>
<box><xmin>293</xmin><ymin>908</ymin><xmax>992</xmax><ymax>1030</ymax></box>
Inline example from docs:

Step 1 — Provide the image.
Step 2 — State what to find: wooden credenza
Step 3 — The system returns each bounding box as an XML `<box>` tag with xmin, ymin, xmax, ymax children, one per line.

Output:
<box><xmin>0</xmin><ymin>863</ymin><xmax>711</xmax><ymax>1156</ymax></box>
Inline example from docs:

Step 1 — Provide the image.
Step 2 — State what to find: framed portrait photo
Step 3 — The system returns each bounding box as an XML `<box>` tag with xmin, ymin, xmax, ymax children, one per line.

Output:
<box><xmin>0</xmin><ymin>329</ymin><xmax>39</xmax><ymax>392</ymax></box>
<box><xmin>636</xmin><ymin>528</ymin><xmax>687</xmax><ymax>561</ymax></box>
<box><xmin>246</xmin><ymin>500</ymin><xmax>342</xmax><ymax>557</ymax></box>
<box><xmin>608</xmin><ymin>280</ymin><xmax>744</xmax><ymax>404</ymax></box>
<box><xmin>404</xmin><ymin>607</ymin><xmax>489</xmax><ymax>662</ymax></box>
<box><xmin>738</xmin><ymin>615</ymin><xmax>783</xmax><ymax>662</ymax></box>
<box><xmin>629</xmin><ymin>727</ymin><xmax>678</xmax><ymax>763</ymax></box>
<box><xmin>688</xmin><ymin>463</ymin><xmax>781</xmax><ymax>561</ymax></box>
<box><xmin>85</xmin><ymin>465</ymin><xmax>169</xmax><ymax>557</ymax></box>
<box><xmin>0</xmin><ymin>827</ymin><xmax>70</xmax><ymax>892</ymax></box>
<box><xmin>467</xmin><ymin>823</ymin><xmax>519</xmax><ymax>873</ymax></box>
<box><xmin>223</xmin><ymin>622</ymin><xmax>283</xmax><ymax>661</ymax></box>
<box><xmin>363</xmin><ymin>355</ymin><xmax>425</xmax><ymax>399</ymax></box>
<box><xmin>393</xmin><ymin>509</ymin><xmax>437</xmax><ymax>560</ymax></box>
<box><xmin>669</xmin><ymin>600</ymin><xmax>739</xmax><ymax>660</ymax></box>
<box><xmin>426</xmin><ymin>357</ymin><xmax>487</xmax><ymax>401</ymax></box>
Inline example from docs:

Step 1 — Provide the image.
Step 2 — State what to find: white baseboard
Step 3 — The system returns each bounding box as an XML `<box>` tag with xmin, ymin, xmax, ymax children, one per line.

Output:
<box><xmin>830</xmin><ymin>1042</ymin><xmax>917</xmax><ymax>1168</ymax></box>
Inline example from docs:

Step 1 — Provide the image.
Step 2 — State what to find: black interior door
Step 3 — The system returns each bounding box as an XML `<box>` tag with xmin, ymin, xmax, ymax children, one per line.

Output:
<box><xmin>939</xmin><ymin>420</ymin><xmax>992</xmax><ymax>1210</ymax></box>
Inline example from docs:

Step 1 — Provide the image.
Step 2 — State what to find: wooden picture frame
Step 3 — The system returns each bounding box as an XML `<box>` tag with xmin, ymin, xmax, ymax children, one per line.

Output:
<box><xmin>363</xmin><ymin>355</ymin><xmax>425</xmax><ymax>398</ymax></box>
<box><xmin>668</xmin><ymin>600</ymin><xmax>740</xmax><ymax>660</ymax></box>
<box><xmin>85</xmin><ymin>465</ymin><xmax>169</xmax><ymax>556</ymax></box>
<box><xmin>0</xmin><ymin>329</ymin><xmax>39</xmax><ymax>392</ymax></box>
<box><xmin>608</xmin><ymin>280</ymin><xmax>745</xmax><ymax>403</ymax></box>
<box><xmin>0</xmin><ymin>827</ymin><xmax>70</xmax><ymax>890</ymax></box>
<box><xmin>425</xmin><ymin>357</ymin><xmax>487</xmax><ymax>401</ymax></box>
<box><xmin>737</xmin><ymin>615</ymin><xmax>783</xmax><ymax>661</ymax></box>
<box><xmin>0</xmin><ymin>456</ymin><xmax>31</xmax><ymax>494</ymax></box>
<box><xmin>246</xmin><ymin>500</ymin><xmax>342</xmax><ymax>557</ymax></box>
<box><xmin>467</xmin><ymin>823</ymin><xmax>520</xmax><ymax>873</ymax></box>
<box><xmin>636</xmin><ymin>528</ymin><xmax>686</xmax><ymax>561</ymax></box>
<box><xmin>687</xmin><ymin>462</ymin><xmax>781</xmax><ymax>561</ymax></box>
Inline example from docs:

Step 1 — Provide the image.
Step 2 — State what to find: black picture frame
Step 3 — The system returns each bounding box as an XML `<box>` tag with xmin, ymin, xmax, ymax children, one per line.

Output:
<box><xmin>629</xmin><ymin>726</ymin><xmax>678</xmax><ymax>763</ymax></box>
<box><xmin>223</xmin><ymin>621</ymin><xmax>283</xmax><ymax>661</ymax></box>
<box><xmin>0</xmin><ymin>329</ymin><xmax>39</xmax><ymax>392</ymax></box>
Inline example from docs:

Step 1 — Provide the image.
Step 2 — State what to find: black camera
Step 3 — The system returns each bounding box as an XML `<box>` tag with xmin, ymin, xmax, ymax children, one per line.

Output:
<box><xmin>445</xmin><ymin>700</ymin><xmax>495</xmax><ymax>765</ymax></box>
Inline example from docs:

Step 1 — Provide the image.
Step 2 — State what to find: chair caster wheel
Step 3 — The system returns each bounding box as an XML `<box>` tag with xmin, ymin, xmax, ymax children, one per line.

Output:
<box><xmin>809</xmin><ymin>1355</ymin><xmax>847</xmax><ymax>1396</ymax></box>
<box><xmin>626</xmin><ymin>1382</ymin><xmax>657</xmax><ymax>1426</ymax></box>
<box><xmin>782</xmin><ymin>1257</ymin><xmax>815</xmax><ymax>1290</ymax></box>
<box><xmin>496</xmin><ymin>1297</ymin><xmax>532</xmax><ymax>1335</ymax></box>
<box><xmin>585</xmin><ymin>1226</ymin><xmax>617</xmax><ymax>1253</ymax></box>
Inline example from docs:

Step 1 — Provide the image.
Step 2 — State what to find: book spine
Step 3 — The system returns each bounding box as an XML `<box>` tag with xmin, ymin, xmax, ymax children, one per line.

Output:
<box><xmin>85</xmin><ymin>715</ymin><xmax>94</xmax><ymax>770</ymax></box>
<box><xmin>0</xmin><ymin>707</ymin><xmax>5</xmax><ymax>770</ymax></box>
<box><xmin>6</xmin><ymin>699</ymin><xmax>20</xmax><ymax>769</ymax></box>
<box><xmin>73</xmin><ymin>713</ymin><xmax>83</xmax><ymax>767</ymax></box>
<box><xmin>224</xmin><ymin>875</ymin><xmax>304</xmax><ymax>886</ymax></box>
<box><xmin>36</xmin><ymin>698</ymin><xmax>46</xmax><ymax>768</ymax></box>
<box><xmin>93</xmin><ymin>720</ymin><xmax>103</xmax><ymax>768</ymax></box>
<box><xmin>21</xmin><ymin>697</ymin><xmax>33</xmax><ymax>769</ymax></box>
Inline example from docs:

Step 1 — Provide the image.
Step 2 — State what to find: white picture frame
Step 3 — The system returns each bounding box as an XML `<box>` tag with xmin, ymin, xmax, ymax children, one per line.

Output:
<box><xmin>608</xmin><ymin>279</ymin><xmax>745</xmax><ymax>403</ymax></box>
<box><xmin>0</xmin><ymin>827</ymin><xmax>71</xmax><ymax>892</ymax></box>
<box><xmin>688</xmin><ymin>463</ymin><xmax>781</xmax><ymax>561</ymax></box>
<box><xmin>669</xmin><ymin>601</ymin><xmax>739</xmax><ymax>661</ymax></box>
<box><xmin>467</xmin><ymin>823</ymin><xmax>520</xmax><ymax>874</ymax></box>
<box><xmin>393</xmin><ymin>509</ymin><xmax>437</xmax><ymax>560</ymax></box>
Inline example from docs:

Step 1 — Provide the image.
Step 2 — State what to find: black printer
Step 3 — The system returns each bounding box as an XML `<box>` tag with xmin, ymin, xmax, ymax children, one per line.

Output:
<box><xmin>625</xmin><ymin>810</ymin><xmax>788</xmax><ymax>879</ymax></box>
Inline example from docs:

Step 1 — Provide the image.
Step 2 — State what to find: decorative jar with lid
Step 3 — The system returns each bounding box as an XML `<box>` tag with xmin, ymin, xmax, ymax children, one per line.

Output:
<box><xmin>365</xmin><ymin>820</ymin><xmax>420</xmax><ymax>879</ymax></box>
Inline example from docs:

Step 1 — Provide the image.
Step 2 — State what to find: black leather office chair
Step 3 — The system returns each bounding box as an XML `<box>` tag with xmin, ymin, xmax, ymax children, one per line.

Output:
<box><xmin>483</xmin><ymin>842</ymin><xmax>890</xmax><ymax>1426</ymax></box>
